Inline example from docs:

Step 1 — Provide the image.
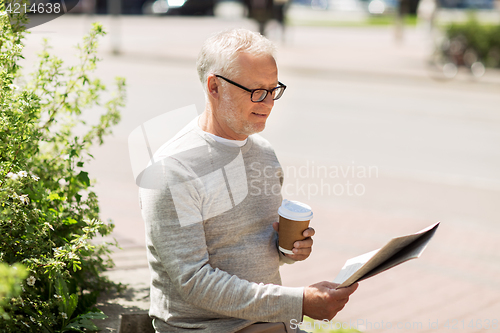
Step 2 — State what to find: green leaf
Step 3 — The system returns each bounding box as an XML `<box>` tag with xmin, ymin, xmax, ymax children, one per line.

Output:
<box><xmin>63</xmin><ymin>310</ymin><xmax>107</xmax><ymax>332</ymax></box>
<box><xmin>62</xmin><ymin>324</ymin><xmax>84</xmax><ymax>333</ymax></box>
<box><xmin>72</xmin><ymin>262</ymin><xmax>81</xmax><ymax>272</ymax></box>
<box><xmin>55</xmin><ymin>280</ymin><xmax>77</xmax><ymax>318</ymax></box>
<box><xmin>48</xmin><ymin>192</ymin><xmax>61</xmax><ymax>201</ymax></box>
<box><xmin>79</xmin><ymin>310</ymin><xmax>107</xmax><ymax>320</ymax></box>
<box><xmin>63</xmin><ymin>218</ymin><xmax>78</xmax><ymax>225</ymax></box>
<box><xmin>76</xmin><ymin>171</ymin><xmax>90</xmax><ymax>186</ymax></box>
<box><xmin>67</xmin><ymin>293</ymin><xmax>78</xmax><ymax>318</ymax></box>
<box><xmin>69</xmin><ymin>149</ymin><xmax>78</xmax><ymax>158</ymax></box>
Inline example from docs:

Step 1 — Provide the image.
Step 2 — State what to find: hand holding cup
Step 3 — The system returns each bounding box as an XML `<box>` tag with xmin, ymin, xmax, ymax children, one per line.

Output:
<box><xmin>274</xmin><ymin>199</ymin><xmax>314</xmax><ymax>261</ymax></box>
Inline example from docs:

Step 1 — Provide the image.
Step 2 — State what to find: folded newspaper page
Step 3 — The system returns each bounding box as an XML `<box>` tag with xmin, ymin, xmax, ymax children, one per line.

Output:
<box><xmin>333</xmin><ymin>222</ymin><xmax>440</xmax><ymax>288</ymax></box>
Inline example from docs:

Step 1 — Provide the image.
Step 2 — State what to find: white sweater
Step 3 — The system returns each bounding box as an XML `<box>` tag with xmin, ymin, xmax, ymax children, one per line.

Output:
<box><xmin>139</xmin><ymin>118</ymin><xmax>303</xmax><ymax>332</ymax></box>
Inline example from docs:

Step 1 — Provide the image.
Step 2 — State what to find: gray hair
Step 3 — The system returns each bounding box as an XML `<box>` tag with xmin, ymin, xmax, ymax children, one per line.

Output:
<box><xmin>196</xmin><ymin>29</ymin><xmax>276</xmax><ymax>94</ymax></box>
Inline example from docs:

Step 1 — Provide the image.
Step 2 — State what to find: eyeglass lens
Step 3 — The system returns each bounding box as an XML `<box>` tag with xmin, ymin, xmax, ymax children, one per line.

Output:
<box><xmin>251</xmin><ymin>86</ymin><xmax>285</xmax><ymax>102</ymax></box>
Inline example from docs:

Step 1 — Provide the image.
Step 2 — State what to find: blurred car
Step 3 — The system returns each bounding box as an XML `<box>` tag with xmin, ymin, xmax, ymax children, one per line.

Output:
<box><xmin>85</xmin><ymin>0</ymin><xmax>219</xmax><ymax>15</ymax></box>
<box><xmin>78</xmin><ymin>0</ymin><xmax>304</xmax><ymax>16</ymax></box>
<box><xmin>437</xmin><ymin>0</ymin><xmax>494</xmax><ymax>8</ymax></box>
<box><xmin>144</xmin><ymin>0</ymin><xmax>278</xmax><ymax>15</ymax></box>
<box><xmin>142</xmin><ymin>0</ymin><xmax>217</xmax><ymax>15</ymax></box>
<box><xmin>292</xmin><ymin>0</ymin><xmax>330</xmax><ymax>10</ymax></box>
<box><xmin>364</xmin><ymin>0</ymin><xmax>397</xmax><ymax>14</ymax></box>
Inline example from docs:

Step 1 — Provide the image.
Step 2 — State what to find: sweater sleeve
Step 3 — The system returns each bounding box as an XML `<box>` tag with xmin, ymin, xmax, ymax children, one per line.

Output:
<box><xmin>140</xmin><ymin>156</ymin><xmax>303</xmax><ymax>325</ymax></box>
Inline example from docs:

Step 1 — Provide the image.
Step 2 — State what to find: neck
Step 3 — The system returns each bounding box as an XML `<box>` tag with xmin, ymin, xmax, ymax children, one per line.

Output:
<box><xmin>199</xmin><ymin>104</ymin><xmax>248</xmax><ymax>141</ymax></box>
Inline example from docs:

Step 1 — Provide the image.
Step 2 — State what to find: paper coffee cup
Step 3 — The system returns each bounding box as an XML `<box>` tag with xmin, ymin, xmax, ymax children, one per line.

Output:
<box><xmin>278</xmin><ymin>199</ymin><xmax>313</xmax><ymax>255</ymax></box>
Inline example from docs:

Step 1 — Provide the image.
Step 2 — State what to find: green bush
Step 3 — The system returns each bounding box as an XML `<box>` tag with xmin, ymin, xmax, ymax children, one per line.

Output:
<box><xmin>445</xmin><ymin>16</ymin><xmax>500</xmax><ymax>68</ymax></box>
<box><xmin>0</xmin><ymin>4</ymin><xmax>126</xmax><ymax>332</ymax></box>
<box><xmin>0</xmin><ymin>263</ymin><xmax>28</xmax><ymax>319</ymax></box>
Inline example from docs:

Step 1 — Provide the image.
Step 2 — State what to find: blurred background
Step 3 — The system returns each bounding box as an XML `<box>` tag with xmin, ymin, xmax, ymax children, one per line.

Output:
<box><xmin>20</xmin><ymin>0</ymin><xmax>500</xmax><ymax>331</ymax></box>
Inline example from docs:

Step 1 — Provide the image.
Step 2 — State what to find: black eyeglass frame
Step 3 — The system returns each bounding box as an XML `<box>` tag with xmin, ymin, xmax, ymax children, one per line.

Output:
<box><xmin>215</xmin><ymin>75</ymin><xmax>287</xmax><ymax>103</ymax></box>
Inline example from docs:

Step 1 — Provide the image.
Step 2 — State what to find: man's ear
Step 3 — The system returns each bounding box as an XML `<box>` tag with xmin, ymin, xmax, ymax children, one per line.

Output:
<box><xmin>207</xmin><ymin>74</ymin><xmax>219</xmax><ymax>100</ymax></box>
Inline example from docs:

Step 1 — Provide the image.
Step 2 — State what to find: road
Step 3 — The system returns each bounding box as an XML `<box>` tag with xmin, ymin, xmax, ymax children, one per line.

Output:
<box><xmin>22</xmin><ymin>15</ymin><xmax>500</xmax><ymax>332</ymax></box>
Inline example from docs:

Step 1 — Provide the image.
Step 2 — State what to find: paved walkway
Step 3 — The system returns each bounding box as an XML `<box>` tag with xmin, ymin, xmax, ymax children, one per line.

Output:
<box><xmin>24</xmin><ymin>14</ymin><xmax>500</xmax><ymax>333</ymax></box>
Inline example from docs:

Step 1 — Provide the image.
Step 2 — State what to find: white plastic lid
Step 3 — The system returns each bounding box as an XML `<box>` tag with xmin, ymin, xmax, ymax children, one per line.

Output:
<box><xmin>278</xmin><ymin>199</ymin><xmax>313</xmax><ymax>221</ymax></box>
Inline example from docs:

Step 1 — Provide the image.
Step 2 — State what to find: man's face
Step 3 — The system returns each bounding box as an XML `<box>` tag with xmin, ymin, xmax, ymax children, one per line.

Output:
<box><xmin>216</xmin><ymin>52</ymin><xmax>278</xmax><ymax>140</ymax></box>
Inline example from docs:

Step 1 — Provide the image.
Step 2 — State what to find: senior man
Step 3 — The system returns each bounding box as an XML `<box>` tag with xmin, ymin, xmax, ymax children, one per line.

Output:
<box><xmin>140</xmin><ymin>28</ymin><xmax>358</xmax><ymax>333</ymax></box>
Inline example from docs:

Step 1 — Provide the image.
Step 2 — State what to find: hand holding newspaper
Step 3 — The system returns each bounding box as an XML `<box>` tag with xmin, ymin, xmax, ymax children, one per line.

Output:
<box><xmin>333</xmin><ymin>222</ymin><xmax>440</xmax><ymax>289</ymax></box>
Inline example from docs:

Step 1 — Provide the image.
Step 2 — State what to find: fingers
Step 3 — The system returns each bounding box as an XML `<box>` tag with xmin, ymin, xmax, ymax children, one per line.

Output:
<box><xmin>332</xmin><ymin>282</ymin><xmax>359</xmax><ymax>295</ymax></box>
<box><xmin>303</xmin><ymin>281</ymin><xmax>358</xmax><ymax>320</ymax></box>
<box><xmin>347</xmin><ymin>282</ymin><xmax>359</xmax><ymax>294</ymax></box>
<box><xmin>285</xmin><ymin>252</ymin><xmax>308</xmax><ymax>261</ymax></box>
<box><xmin>286</xmin><ymin>240</ymin><xmax>311</xmax><ymax>260</ymax></box>
<box><xmin>293</xmin><ymin>237</ymin><xmax>313</xmax><ymax>250</ymax></box>
<box><xmin>292</xmin><ymin>237</ymin><xmax>313</xmax><ymax>257</ymax></box>
<box><xmin>276</xmin><ymin>224</ymin><xmax>314</xmax><ymax>261</ymax></box>
<box><xmin>286</xmin><ymin>231</ymin><xmax>314</xmax><ymax>260</ymax></box>
<box><xmin>320</xmin><ymin>281</ymin><xmax>358</xmax><ymax>295</ymax></box>
<box><xmin>302</xmin><ymin>227</ymin><xmax>315</xmax><ymax>238</ymax></box>
<box><xmin>327</xmin><ymin>283</ymin><xmax>357</xmax><ymax>315</ymax></box>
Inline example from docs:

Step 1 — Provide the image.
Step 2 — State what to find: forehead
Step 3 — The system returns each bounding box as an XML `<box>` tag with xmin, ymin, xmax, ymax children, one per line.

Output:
<box><xmin>233</xmin><ymin>52</ymin><xmax>278</xmax><ymax>87</ymax></box>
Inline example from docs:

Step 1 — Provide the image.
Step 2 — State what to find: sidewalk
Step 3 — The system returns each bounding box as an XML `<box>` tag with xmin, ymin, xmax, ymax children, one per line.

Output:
<box><xmin>94</xmin><ymin>239</ymin><xmax>150</xmax><ymax>333</ymax></box>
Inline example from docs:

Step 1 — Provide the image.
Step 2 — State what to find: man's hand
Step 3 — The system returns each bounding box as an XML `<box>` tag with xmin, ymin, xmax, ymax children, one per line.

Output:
<box><xmin>303</xmin><ymin>282</ymin><xmax>358</xmax><ymax>320</ymax></box>
<box><xmin>273</xmin><ymin>222</ymin><xmax>315</xmax><ymax>261</ymax></box>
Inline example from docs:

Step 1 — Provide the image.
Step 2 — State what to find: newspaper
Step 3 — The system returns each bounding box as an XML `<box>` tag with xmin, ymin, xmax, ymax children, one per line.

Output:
<box><xmin>333</xmin><ymin>222</ymin><xmax>440</xmax><ymax>288</ymax></box>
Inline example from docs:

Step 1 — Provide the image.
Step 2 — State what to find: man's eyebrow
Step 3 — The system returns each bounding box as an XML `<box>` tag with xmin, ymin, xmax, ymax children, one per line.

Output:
<box><xmin>250</xmin><ymin>81</ymin><xmax>280</xmax><ymax>89</ymax></box>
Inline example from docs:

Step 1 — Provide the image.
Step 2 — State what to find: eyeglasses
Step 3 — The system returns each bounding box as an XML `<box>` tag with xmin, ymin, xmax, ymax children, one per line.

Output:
<box><xmin>215</xmin><ymin>75</ymin><xmax>287</xmax><ymax>103</ymax></box>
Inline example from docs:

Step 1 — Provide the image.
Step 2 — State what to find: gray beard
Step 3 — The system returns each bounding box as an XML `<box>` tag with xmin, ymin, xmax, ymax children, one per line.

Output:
<box><xmin>220</xmin><ymin>95</ymin><xmax>263</xmax><ymax>137</ymax></box>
